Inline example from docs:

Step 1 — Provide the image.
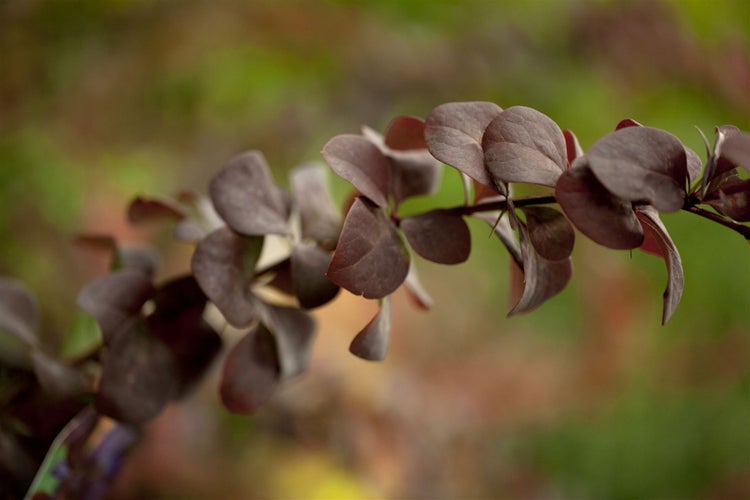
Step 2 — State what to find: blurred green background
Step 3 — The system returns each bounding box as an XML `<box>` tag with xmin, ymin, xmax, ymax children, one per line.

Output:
<box><xmin>1</xmin><ymin>0</ymin><xmax>749</xmax><ymax>498</ymax></box>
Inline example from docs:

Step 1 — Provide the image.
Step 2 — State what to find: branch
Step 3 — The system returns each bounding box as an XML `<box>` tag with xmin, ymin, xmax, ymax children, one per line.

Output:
<box><xmin>684</xmin><ymin>205</ymin><xmax>750</xmax><ymax>240</ymax></box>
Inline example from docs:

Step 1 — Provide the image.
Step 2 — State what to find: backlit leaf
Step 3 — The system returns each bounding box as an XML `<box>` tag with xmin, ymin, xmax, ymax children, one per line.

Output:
<box><xmin>350</xmin><ymin>297</ymin><xmax>391</xmax><ymax>361</ymax></box>
<box><xmin>322</xmin><ymin>134</ymin><xmax>391</xmax><ymax>208</ymax></box>
<box><xmin>76</xmin><ymin>268</ymin><xmax>155</xmax><ymax>343</ymax></box>
<box><xmin>291</xmin><ymin>243</ymin><xmax>340</xmax><ymax>309</ymax></box>
<box><xmin>424</xmin><ymin>101</ymin><xmax>503</xmax><ymax>187</ymax></box>
<box><xmin>388</xmin><ymin>151</ymin><xmax>442</xmax><ymax>206</ymax></box>
<box><xmin>563</xmin><ymin>129</ymin><xmax>583</xmax><ymax>165</ymax></box>
<box><xmin>209</xmin><ymin>151</ymin><xmax>289</xmax><ymax>236</ymax></box>
<box><xmin>520</xmin><ymin>206</ymin><xmax>574</xmax><ymax>261</ymax></box>
<box><xmin>400</xmin><ymin>210</ymin><xmax>471</xmax><ymax>265</ymax></box>
<box><xmin>483</xmin><ymin>106</ymin><xmax>567</xmax><ymax>188</ymax></box>
<box><xmin>587</xmin><ymin>126</ymin><xmax>687</xmax><ymax>212</ymax></box>
<box><xmin>508</xmin><ymin>223</ymin><xmax>572</xmax><ymax>316</ymax></box>
<box><xmin>555</xmin><ymin>161</ymin><xmax>644</xmax><ymax>249</ymax></box>
<box><xmin>96</xmin><ymin>321</ymin><xmax>179</xmax><ymax>424</ymax></box>
<box><xmin>721</xmin><ymin>131</ymin><xmax>750</xmax><ymax>173</ymax></box>
<box><xmin>384</xmin><ymin>115</ymin><xmax>428</xmax><ymax>150</ymax></box>
<box><xmin>220</xmin><ymin>324</ymin><xmax>281</xmax><ymax>413</ymax></box>
<box><xmin>290</xmin><ymin>163</ymin><xmax>341</xmax><ymax>243</ymax></box>
<box><xmin>191</xmin><ymin>227</ymin><xmax>263</xmax><ymax>328</ymax></box>
<box><xmin>327</xmin><ymin>198</ymin><xmax>410</xmax><ymax>299</ymax></box>
<box><xmin>636</xmin><ymin>206</ymin><xmax>684</xmax><ymax>325</ymax></box>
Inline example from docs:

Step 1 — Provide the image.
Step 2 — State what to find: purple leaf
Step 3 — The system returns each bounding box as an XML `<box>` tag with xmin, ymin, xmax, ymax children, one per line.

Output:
<box><xmin>586</xmin><ymin>126</ymin><xmax>688</xmax><ymax>212</ymax></box>
<box><xmin>508</xmin><ymin>222</ymin><xmax>572</xmax><ymax>316</ymax></box>
<box><xmin>220</xmin><ymin>324</ymin><xmax>281</xmax><ymax>414</ymax></box>
<box><xmin>635</xmin><ymin>206</ymin><xmax>684</xmax><ymax>325</ymax></box>
<box><xmin>704</xmin><ymin>179</ymin><xmax>750</xmax><ymax>222</ymax></box>
<box><xmin>388</xmin><ymin>151</ymin><xmax>442</xmax><ymax>207</ymax></box>
<box><xmin>721</xmin><ymin>131</ymin><xmax>750</xmax><ymax>173</ymax></box>
<box><xmin>191</xmin><ymin>227</ymin><xmax>263</xmax><ymax>328</ymax></box>
<box><xmin>400</xmin><ymin>210</ymin><xmax>471</xmax><ymax>265</ymax></box>
<box><xmin>327</xmin><ymin>198</ymin><xmax>410</xmax><ymax>299</ymax></box>
<box><xmin>290</xmin><ymin>163</ymin><xmax>341</xmax><ymax>243</ymax></box>
<box><xmin>384</xmin><ymin>115</ymin><xmax>428</xmax><ymax>150</ymax></box>
<box><xmin>76</xmin><ymin>268</ymin><xmax>155</xmax><ymax>343</ymax></box>
<box><xmin>260</xmin><ymin>303</ymin><xmax>316</xmax><ymax>379</ymax></box>
<box><xmin>209</xmin><ymin>151</ymin><xmax>289</xmax><ymax>236</ymax></box>
<box><xmin>555</xmin><ymin>161</ymin><xmax>644</xmax><ymax>249</ymax></box>
<box><xmin>30</xmin><ymin>351</ymin><xmax>86</xmax><ymax>399</ymax></box>
<box><xmin>615</xmin><ymin>118</ymin><xmax>643</xmax><ymax>130</ymax></box>
<box><xmin>322</xmin><ymin>134</ymin><xmax>391</xmax><ymax>208</ymax></box>
<box><xmin>520</xmin><ymin>206</ymin><xmax>575</xmax><ymax>261</ymax></box>
<box><xmin>291</xmin><ymin>243</ymin><xmax>340</xmax><ymax>309</ymax></box>
<box><xmin>483</xmin><ymin>106</ymin><xmax>567</xmax><ymax>188</ymax></box>
<box><xmin>96</xmin><ymin>321</ymin><xmax>179</xmax><ymax>424</ymax></box>
<box><xmin>349</xmin><ymin>297</ymin><xmax>391</xmax><ymax>361</ymax></box>
<box><xmin>424</xmin><ymin>101</ymin><xmax>503</xmax><ymax>187</ymax></box>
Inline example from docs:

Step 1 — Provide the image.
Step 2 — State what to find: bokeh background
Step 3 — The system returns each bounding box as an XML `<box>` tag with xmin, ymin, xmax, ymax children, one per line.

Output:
<box><xmin>2</xmin><ymin>0</ymin><xmax>749</xmax><ymax>498</ymax></box>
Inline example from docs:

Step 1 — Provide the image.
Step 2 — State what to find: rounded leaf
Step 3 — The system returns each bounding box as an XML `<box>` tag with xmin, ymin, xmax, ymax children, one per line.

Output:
<box><xmin>350</xmin><ymin>297</ymin><xmax>391</xmax><ymax>361</ymax></box>
<box><xmin>290</xmin><ymin>163</ymin><xmax>341</xmax><ymax>243</ymax></box>
<box><xmin>483</xmin><ymin>106</ymin><xmax>567</xmax><ymax>188</ymax></box>
<box><xmin>385</xmin><ymin>116</ymin><xmax>428</xmax><ymax>150</ymax></box>
<box><xmin>520</xmin><ymin>206</ymin><xmax>574</xmax><ymax>261</ymax></box>
<box><xmin>209</xmin><ymin>151</ymin><xmax>289</xmax><ymax>236</ymax></box>
<box><xmin>555</xmin><ymin>162</ymin><xmax>644</xmax><ymax>249</ymax></box>
<box><xmin>400</xmin><ymin>210</ymin><xmax>471</xmax><ymax>265</ymax></box>
<box><xmin>424</xmin><ymin>101</ymin><xmax>503</xmax><ymax>187</ymax></box>
<box><xmin>322</xmin><ymin>134</ymin><xmax>391</xmax><ymax>208</ymax></box>
<box><xmin>260</xmin><ymin>303</ymin><xmax>316</xmax><ymax>379</ymax></box>
<box><xmin>327</xmin><ymin>198</ymin><xmax>410</xmax><ymax>299</ymax></box>
<box><xmin>291</xmin><ymin>243</ymin><xmax>340</xmax><ymax>309</ymax></box>
<box><xmin>587</xmin><ymin>126</ymin><xmax>688</xmax><ymax>212</ymax></box>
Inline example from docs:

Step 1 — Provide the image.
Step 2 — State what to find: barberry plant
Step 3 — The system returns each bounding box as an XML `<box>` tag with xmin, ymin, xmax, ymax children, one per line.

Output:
<box><xmin>1</xmin><ymin>101</ymin><xmax>749</xmax><ymax>498</ymax></box>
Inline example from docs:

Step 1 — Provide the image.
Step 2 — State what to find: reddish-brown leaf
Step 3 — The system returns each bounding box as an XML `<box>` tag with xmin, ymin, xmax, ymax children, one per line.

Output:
<box><xmin>704</xmin><ymin>179</ymin><xmax>750</xmax><ymax>222</ymax></box>
<box><xmin>322</xmin><ymin>134</ymin><xmax>391</xmax><ymax>208</ymax></box>
<box><xmin>400</xmin><ymin>210</ymin><xmax>471</xmax><ymax>265</ymax></box>
<box><xmin>349</xmin><ymin>297</ymin><xmax>391</xmax><ymax>361</ymax></box>
<box><xmin>424</xmin><ymin>101</ymin><xmax>503</xmax><ymax>187</ymax></box>
<box><xmin>127</xmin><ymin>196</ymin><xmax>186</xmax><ymax>224</ymax></box>
<box><xmin>260</xmin><ymin>303</ymin><xmax>316</xmax><ymax>379</ymax></box>
<box><xmin>520</xmin><ymin>206</ymin><xmax>575</xmax><ymax>261</ymax></box>
<box><xmin>290</xmin><ymin>163</ymin><xmax>341</xmax><ymax>244</ymax></box>
<box><xmin>385</xmin><ymin>116</ymin><xmax>428</xmax><ymax>150</ymax></box>
<box><xmin>483</xmin><ymin>106</ymin><xmax>567</xmax><ymax>188</ymax></box>
<box><xmin>291</xmin><ymin>243</ymin><xmax>340</xmax><ymax>309</ymax></box>
<box><xmin>327</xmin><ymin>198</ymin><xmax>410</xmax><ymax>299</ymax></box>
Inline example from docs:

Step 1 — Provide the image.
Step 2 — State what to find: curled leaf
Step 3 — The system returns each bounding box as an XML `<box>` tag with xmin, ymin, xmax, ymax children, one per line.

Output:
<box><xmin>322</xmin><ymin>134</ymin><xmax>391</xmax><ymax>208</ymax></box>
<box><xmin>209</xmin><ymin>151</ymin><xmax>289</xmax><ymax>236</ymax></box>
<box><xmin>555</xmin><ymin>161</ymin><xmax>644</xmax><ymax>249</ymax></box>
<box><xmin>327</xmin><ymin>198</ymin><xmax>410</xmax><ymax>299</ymax></box>
<box><xmin>350</xmin><ymin>297</ymin><xmax>391</xmax><ymax>361</ymax></box>
<box><xmin>191</xmin><ymin>227</ymin><xmax>263</xmax><ymax>328</ymax></box>
<box><xmin>220</xmin><ymin>324</ymin><xmax>281</xmax><ymax>414</ymax></box>
<box><xmin>260</xmin><ymin>303</ymin><xmax>316</xmax><ymax>379</ymax></box>
<box><xmin>587</xmin><ymin>126</ymin><xmax>687</xmax><ymax>212</ymax></box>
<box><xmin>520</xmin><ymin>206</ymin><xmax>574</xmax><ymax>261</ymax></box>
<box><xmin>400</xmin><ymin>210</ymin><xmax>471</xmax><ymax>265</ymax></box>
<box><xmin>636</xmin><ymin>206</ymin><xmax>684</xmax><ymax>325</ymax></box>
<box><xmin>704</xmin><ymin>179</ymin><xmax>750</xmax><ymax>222</ymax></box>
<box><xmin>483</xmin><ymin>106</ymin><xmax>567</xmax><ymax>188</ymax></box>
<box><xmin>563</xmin><ymin>129</ymin><xmax>584</xmax><ymax>165</ymax></box>
<box><xmin>424</xmin><ymin>101</ymin><xmax>503</xmax><ymax>187</ymax></box>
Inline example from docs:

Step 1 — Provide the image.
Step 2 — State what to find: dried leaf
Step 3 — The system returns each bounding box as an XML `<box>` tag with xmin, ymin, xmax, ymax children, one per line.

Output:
<box><xmin>290</xmin><ymin>163</ymin><xmax>341</xmax><ymax>243</ymax></box>
<box><xmin>327</xmin><ymin>198</ymin><xmax>410</xmax><ymax>299</ymax></box>
<box><xmin>96</xmin><ymin>321</ymin><xmax>179</xmax><ymax>424</ymax></box>
<box><xmin>508</xmin><ymin>223</ymin><xmax>572</xmax><ymax>316</ymax></box>
<box><xmin>350</xmin><ymin>297</ymin><xmax>391</xmax><ymax>361</ymax></box>
<box><xmin>191</xmin><ymin>227</ymin><xmax>263</xmax><ymax>327</ymax></box>
<box><xmin>384</xmin><ymin>115</ymin><xmax>428</xmax><ymax>150</ymax></box>
<box><xmin>520</xmin><ymin>206</ymin><xmax>575</xmax><ymax>261</ymax></box>
<box><xmin>555</xmin><ymin>161</ymin><xmax>644</xmax><ymax>249</ymax></box>
<box><xmin>260</xmin><ymin>303</ymin><xmax>316</xmax><ymax>379</ymax></box>
<box><xmin>220</xmin><ymin>324</ymin><xmax>281</xmax><ymax>413</ymax></box>
<box><xmin>209</xmin><ymin>151</ymin><xmax>289</xmax><ymax>236</ymax></box>
<box><xmin>483</xmin><ymin>106</ymin><xmax>567</xmax><ymax>188</ymax></box>
<box><xmin>291</xmin><ymin>243</ymin><xmax>340</xmax><ymax>309</ymax></box>
<box><xmin>400</xmin><ymin>210</ymin><xmax>471</xmax><ymax>265</ymax></box>
<box><xmin>76</xmin><ymin>268</ymin><xmax>155</xmax><ymax>343</ymax></box>
<box><xmin>587</xmin><ymin>126</ymin><xmax>688</xmax><ymax>212</ymax></box>
<box><xmin>635</xmin><ymin>206</ymin><xmax>684</xmax><ymax>325</ymax></box>
<box><xmin>424</xmin><ymin>101</ymin><xmax>503</xmax><ymax>187</ymax></box>
<box><xmin>322</xmin><ymin>134</ymin><xmax>391</xmax><ymax>208</ymax></box>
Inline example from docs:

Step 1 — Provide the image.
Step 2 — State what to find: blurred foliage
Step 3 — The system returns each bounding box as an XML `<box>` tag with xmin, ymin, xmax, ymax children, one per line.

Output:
<box><xmin>1</xmin><ymin>0</ymin><xmax>749</xmax><ymax>498</ymax></box>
